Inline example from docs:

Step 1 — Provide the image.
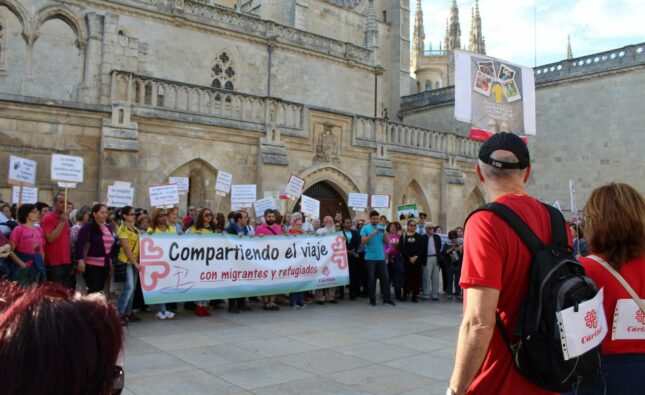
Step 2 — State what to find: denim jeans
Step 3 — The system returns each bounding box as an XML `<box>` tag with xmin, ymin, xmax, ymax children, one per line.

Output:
<box><xmin>562</xmin><ymin>353</ymin><xmax>645</xmax><ymax>395</ymax></box>
<box><xmin>289</xmin><ymin>292</ymin><xmax>305</xmax><ymax>306</ymax></box>
<box><xmin>117</xmin><ymin>263</ymin><xmax>138</xmax><ymax>316</ymax></box>
<box><xmin>365</xmin><ymin>259</ymin><xmax>391</xmax><ymax>302</ymax></box>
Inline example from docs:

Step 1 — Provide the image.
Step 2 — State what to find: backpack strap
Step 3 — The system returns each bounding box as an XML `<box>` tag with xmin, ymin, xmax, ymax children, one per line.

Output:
<box><xmin>466</xmin><ymin>202</ymin><xmax>544</xmax><ymax>255</ymax></box>
<box><xmin>542</xmin><ymin>203</ymin><xmax>568</xmax><ymax>249</ymax></box>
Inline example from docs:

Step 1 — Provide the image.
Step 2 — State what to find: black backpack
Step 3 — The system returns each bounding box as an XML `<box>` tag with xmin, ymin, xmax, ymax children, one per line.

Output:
<box><xmin>466</xmin><ymin>202</ymin><xmax>602</xmax><ymax>392</ymax></box>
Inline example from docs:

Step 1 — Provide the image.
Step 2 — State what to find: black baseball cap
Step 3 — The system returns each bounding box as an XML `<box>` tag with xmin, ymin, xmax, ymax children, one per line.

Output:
<box><xmin>478</xmin><ymin>132</ymin><xmax>530</xmax><ymax>169</ymax></box>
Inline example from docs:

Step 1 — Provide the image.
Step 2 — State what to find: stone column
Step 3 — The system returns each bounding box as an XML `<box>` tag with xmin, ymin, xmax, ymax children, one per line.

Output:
<box><xmin>98</xmin><ymin>105</ymin><xmax>139</xmax><ymax>203</ymax></box>
<box><xmin>256</xmin><ymin>100</ymin><xmax>289</xmax><ymax>212</ymax></box>
<box><xmin>368</xmin><ymin>124</ymin><xmax>395</xmax><ymax>219</ymax></box>
<box><xmin>440</xmin><ymin>156</ymin><xmax>466</xmax><ymax>230</ymax></box>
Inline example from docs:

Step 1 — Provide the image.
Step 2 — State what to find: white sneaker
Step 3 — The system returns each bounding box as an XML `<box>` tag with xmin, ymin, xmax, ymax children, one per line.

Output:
<box><xmin>164</xmin><ymin>311</ymin><xmax>175</xmax><ymax>319</ymax></box>
<box><xmin>154</xmin><ymin>312</ymin><xmax>167</xmax><ymax>320</ymax></box>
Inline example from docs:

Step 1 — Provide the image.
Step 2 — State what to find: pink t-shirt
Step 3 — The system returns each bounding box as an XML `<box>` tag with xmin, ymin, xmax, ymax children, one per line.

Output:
<box><xmin>10</xmin><ymin>225</ymin><xmax>45</xmax><ymax>267</ymax></box>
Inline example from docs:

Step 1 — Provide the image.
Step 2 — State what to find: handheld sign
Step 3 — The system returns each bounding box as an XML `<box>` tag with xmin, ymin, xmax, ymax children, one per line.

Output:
<box><xmin>254</xmin><ymin>197</ymin><xmax>276</xmax><ymax>216</ymax></box>
<box><xmin>370</xmin><ymin>194</ymin><xmax>390</xmax><ymax>209</ymax></box>
<box><xmin>285</xmin><ymin>175</ymin><xmax>306</xmax><ymax>199</ymax></box>
<box><xmin>12</xmin><ymin>186</ymin><xmax>38</xmax><ymax>204</ymax></box>
<box><xmin>300</xmin><ymin>195</ymin><xmax>320</xmax><ymax>219</ymax></box>
<box><xmin>397</xmin><ymin>203</ymin><xmax>418</xmax><ymax>219</ymax></box>
<box><xmin>556</xmin><ymin>289</ymin><xmax>607</xmax><ymax>360</ymax></box>
<box><xmin>215</xmin><ymin>171</ymin><xmax>233</xmax><ymax>195</ymax></box>
<box><xmin>348</xmin><ymin>192</ymin><xmax>369</xmax><ymax>211</ymax></box>
<box><xmin>8</xmin><ymin>155</ymin><xmax>37</xmax><ymax>186</ymax></box>
<box><xmin>51</xmin><ymin>154</ymin><xmax>84</xmax><ymax>183</ymax></box>
<box><xmin>107</xmin><ymin>185</ymin><xmax>135</xmax><ymax>208</ymax></box>
<box><xmin>149</xmin><ymin>184</ymin><xmax>179</xmax><ymax>208</ymax></box>
<box><xmin>231</xmin><ymin>184</ymin><xmax>256</xmax><ymax>208</ymax></box>
<box><xmin>168</xmin><ymin>177</ymin><xmax>189</xmax><ymax>193</ymax></box>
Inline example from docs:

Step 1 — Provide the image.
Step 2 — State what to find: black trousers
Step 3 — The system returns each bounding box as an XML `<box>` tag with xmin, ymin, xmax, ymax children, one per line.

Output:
<box><xmin>47</xmin><ymin>264</ymin><xmax>75</xmax><ymax>289</ymax></box>
<box><xmin>348</xmin><ymin>254</ymin><xmax>362</xmax><ymax>297</ymax></box>
<box><xmin>83</xmin><ymin>265</ymin><xmax>109</xmax><ymax>294</ymax></box>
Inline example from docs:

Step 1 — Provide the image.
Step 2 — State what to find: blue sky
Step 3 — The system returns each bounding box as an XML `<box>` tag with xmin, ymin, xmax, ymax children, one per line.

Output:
<box><xmin>412</xmin><ymin>0</ymin><xmax>645</xmax><ymax>67</ymax></box>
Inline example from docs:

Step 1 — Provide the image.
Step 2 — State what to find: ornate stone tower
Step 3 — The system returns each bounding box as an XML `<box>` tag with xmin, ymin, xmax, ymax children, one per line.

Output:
<box><xmin>468</xmin><ymin>0</ymin><xmax>485</xmax><ymax>54</ymax></box>
<box><xmin>444</xmin><ymin>0</ymin><xmax>461</xmax><ymax>51</ymax></box>
<box><xmin>411</xmin><ymin>0</ymin><xmax>425</xmax><ymax>73</ymax></box>
<box><xmin>566</xmin><ymin>34</ymin><xmax>573</xmax><ymax>59</ymax></box>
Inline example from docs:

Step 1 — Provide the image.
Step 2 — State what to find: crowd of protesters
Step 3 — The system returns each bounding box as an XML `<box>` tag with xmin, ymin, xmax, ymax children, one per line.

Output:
<box><xmin>0</xmin><ymin>193</ymin><xmax>475</xmax><ymax>326</ymax></box>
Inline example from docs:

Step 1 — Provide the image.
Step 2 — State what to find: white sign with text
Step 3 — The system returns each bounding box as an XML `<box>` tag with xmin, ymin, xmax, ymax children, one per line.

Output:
<box><xmin>254</xmin><ymin>197</ymin><xmax>276</xmax><ymax>216</ymax></box>
<box><xmin>231</xmin><ymin>184</ymin><xmax>256</xmax><ymax>206</ymax></box>
<box><xmin>215</xmin><ymin>171</ymin><xmax>233</xmax><ymax>194</ymax></box>
<box><xmin>8</xmin><ymin>155</ymin><xmax>37</xmax><ymax>186</ymax></box>
<box><xmin>348</xmin><ymin>192</ymin><xmax>369</xmax><ymax>209</ymax></box>
<box><xmin>12</xmin><ymin>186</ymin><xmax>38</xmax><ymax>204</ymax></box>
<box><xmin>149</xmin><ymin>184</ymin><xmax>179</xmax><ymax>208</ymax></box>
<box><xmin>108</xmin><ymin>185</ymin><xmax>135</xmax><ymax>207</ymax></box>
<box><xmin>300</xmin><ymin>195</ymin><xmax>320</xmax><ymax>219</ymax></box>
<box><xmin>169</xmin><ymin>177</ymin><xmax>189</xmax><ymax>192</ymax></box>
<box><xmin>51</xmin><ymin>154</ymin><xmax>84</xmax><ymax>183</ymax></box>
<box><xmin>370</xmin><ymin>194</ymin><xmax>390</xmax><ymax>208</ymax></box>
<box><xmin>286</xmin><ymin>175</ymin><xmax>306</xmax><ymax>199</ymax></box>
<box><xmin>556</xmin><ymin>289</ymin><xmax>607</xmax><ymax>360</ymax></box>
<box><xmin>612</xmin><ymin>299</ymin><xmax>645</xmax><ymax>340</ymax></box>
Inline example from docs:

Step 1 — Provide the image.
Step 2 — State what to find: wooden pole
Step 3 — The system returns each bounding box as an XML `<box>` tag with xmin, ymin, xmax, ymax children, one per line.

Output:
<box><xmin>64</xmin><ymin>187</ymin><xmax>68</xmax><ymax>214</ymax></box>
<box><xmin>17</xmin><ymin>182</ymin><xmax>23</xmax><ymax>208</ymax></box>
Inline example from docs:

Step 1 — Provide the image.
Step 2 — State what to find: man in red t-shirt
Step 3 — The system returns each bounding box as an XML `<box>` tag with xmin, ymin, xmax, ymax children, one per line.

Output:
<box><xmin>41</xmin><ymin>194</ymin><xmax>72</xmax><ymax>288</ymax></box>
<box><xmin>448</xmin><ymin>133</ymin><xmax>562</xmax><ymax>395</ymax></box>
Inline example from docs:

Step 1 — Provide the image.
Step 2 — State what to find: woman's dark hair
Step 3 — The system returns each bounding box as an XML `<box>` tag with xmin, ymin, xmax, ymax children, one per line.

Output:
<box><xmin>448</xmin><ymin>230</ymin><xmax>458</xmax><ymax>240</ymax></box>
<box><xmin>407</xmin><ymin>219</ymin><xmax>417</xmax><ymax>227</ymax></box>
<box><xmin>195</xmin><ymin>208</ymin><xmax>214</xmax><ymax>231</ymax></box>
<box><xmin>0</xmin><ymin>281</ymin><xmax>123</xmax><ymax>395</ymax></box>
<box><xmin>35</xmin><ymin>202</ymin><xmax>49</xmax><ymax>213</ymax></box>
<box><xmin>215</xmin><ymin>213</ymin><xmax>226</xmax><ymax>232</ymax></box>
<box><xmin>89</xmin><ymin>203</ymin><xmax>107</xmax><ymax>235</ymax></box>
<box><xmin>17</xmin><ymin>204</ymin><xmax>36</xmax><ymax>224</ymax></box>
<box><xmin>75</xmin><ymin>205</ymin><xmax>91</xmax><ymax>222</ymax></box>
<box><xmin>117</xmin><ymin>206</ymin><xmax>134</xmax><ymax>222</ymax></box>
<box><xmin>387</xmin><ymin>222</ymin><xmax>401</xmax><ymax>232</ymax></box>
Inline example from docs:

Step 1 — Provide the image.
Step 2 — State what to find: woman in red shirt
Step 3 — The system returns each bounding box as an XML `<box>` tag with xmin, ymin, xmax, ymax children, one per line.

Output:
<box><xmin>577</xmin><ymin>183</ymin><xmax>645</xmax><ymax>395</ymax></box>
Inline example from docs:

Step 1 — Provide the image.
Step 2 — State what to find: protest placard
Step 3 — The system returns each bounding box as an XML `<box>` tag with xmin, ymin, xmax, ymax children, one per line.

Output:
<box><xmin>285</xmin><ymin>175</ymin><xmax>306</xmax><ymax>199</ymax></box>
<box><xmin>169</xmin><ymin>177</ymin><xmax>189</xmax><ymax>193</ymax></box>
<box><xmin>370</xmin><ymin>194</ymin><xmax>390</xmax><ymax>208</ymax></box>
<box><xmin>12</xmin><ymin>186</ymin><xmax>38</xmax><ymax>204</ymax></box>
<box><xmin>139</xmin><ymin>232</ymin><xmax>349</xmax><ymax>304</ymax></box>
<box><xmin>300</xmin><ymin>195</ymin><xmax>320</xmax><ymax>218</ymax></box>
<box><xmin>51</xmin><ymin>154</ymin><xmax>84</xmax><ymax>183</ymax></box>
<box><xmin>8</xmin><ymin>155</ymin><xmax>37</xmax><ymax>186</ymax></box>
<box><xmin>348</xmin><ymin>193</ymin><xmax>368</xmax><ymax>210</ymax></box>
<box><xmin>397</xmin><ymin>203</ymin><xmax>418</xmax><ymax>219</ymax></box>
<box><xmin>454</xmin><ymin>50</ymin><xmax>536</xmax><ymax>141</ymax></box>
<box><xmin>149</xmin><ymin>184</ymin><xmax>179</xmax><ymax>208</ymax></box>
<box><xmin>231</xmin><ymin>184</ymin><xmax>256</xmax><ymax>207</ymax></box>
<box><xmin>107</xmin><ymin>185</ymin><xmax>135</xmax><ymax>207</ymax></box>
<box><xmin>254</xmin><ymin>197</ymin><xmax>276</xmax><ymax>216</ymax></box>
<box><xmin>215</xmin><ymin>171</ymin><xmax>233</xmax><ymax>194</ymax></box>
<box><xmin>556</xmin><ymin>289</ymin><xmax>607</xmax><ymax>360</ymax></box>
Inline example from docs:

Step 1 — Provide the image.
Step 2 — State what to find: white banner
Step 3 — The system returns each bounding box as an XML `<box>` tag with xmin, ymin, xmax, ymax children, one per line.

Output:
<box><xmin>51</xmin><ymin>154</ymin><xmax>84</xmax><ymax>183</ymax></box>
<box><xmin>169</xmin><ymin>177</ymin><xmax>189</xmax><ymax>192</ymax></box>
<box><xmin>231</xmin><ymin>184</ymin><xmax>256</xmax><ymax>206</ymax></box>
<box><xmin>612</xmin><ymin>299</ymin><xmax>645</xmax><ymax>340</ymax></box>
<box><xmin>370</xmin><ymin>194</ymin><xmax>390</xmax><ymax>209</ymax></box>
<box><xmin>107</xmin><ymin>185</ymin><xmax>135</xmax><ymax>207</ymax></box>
<box><xmin>215</xmin><ymin>171</ymin><xmax>233</xmax><ymax>194</ymax></box>
<box><xmin>556</xmin><ymin>289</ymin><xmax>607</xmax><ymax>360</ymax></box>
<box><xmin>348</xmin><ymin>192</ymin><xmax>368</xmax><ymax>209</ymax></box>
<box><xmin>12</xmin><ymin>186</ymin><xmax>38</xmax><ymax>204</ymax></box>
<box><xmin>139</xmin><ymin>232</ymin><xmax>349</xmax><ymax>304</ymax></box>
<box><xmin>286</xmin><ymin>174</ymin><xmax>306</xmax><ymax>199</ymax></box>
<box><xmin>8</xmin><ymin>155</ymin><xmax>37</xmax><ymax>186</ymax></box>
<box><xmin>149</xmin><ymin>184</ymin><xmax>179</xmax><ymax>208</ymax></box>
<box><xmin>454</xmin><ymin>50</ymin><xmax>536</xmax><ymax>140</ymax></box>
<box><xmin>301</xmin><ymin>195</ymin><xmax>320</xmax><ymax>218</ymax></box>
<box><xmin>254</xmin><ymin>197</ymin><xmax>276</xmax><ymax>216</ymax></box>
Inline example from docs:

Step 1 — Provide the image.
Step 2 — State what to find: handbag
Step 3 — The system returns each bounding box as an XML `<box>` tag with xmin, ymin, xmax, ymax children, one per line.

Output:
<box><xmin>587</xmin><ymin>254</ymin><xmax>645</xmax><ymax>312</ymax></box>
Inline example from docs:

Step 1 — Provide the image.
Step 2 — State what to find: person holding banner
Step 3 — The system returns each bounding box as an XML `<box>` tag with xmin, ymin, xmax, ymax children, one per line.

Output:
<box><xmin>572</xmin><ymin>183</ymin><xmax>645</xmax><ymax>395</ymax></box>
<box><xmin>116</xmin><ymin>206</ymin><xmax>141</xmax><ymax>325</ymax></box>
<box><xmin>255</xmin><ymin>209</ymin><xmax>283</xmax><ymax>311</ymax></box>
<box><xmin>10</xmin><ymin>204</ymin><xmax>46</xmax><ymax>284</ymax></box>
<box><xmin>41</xmin><ymin>194</ymin><xmax>73</xmax><ymax>288</ymax></box>
<box><xmin>187</xmin><ymin>208</ymin><xmax>218</xmax><ymax>316</ymax></box>
<box><xmin>147</xmin><ymin>208</ymin><xmax>176</xmax><ymax>320</ymax></box>
<box><xmin>314</xmin><ymin>216</ymin><xmax>338</xmax><ymax>304</ymax></box>
<box><xmin>167</xmin><ymin>206</ymin><xmax>184</xmax><ymax>234</ymax></box>
<box><xmin>287</xmin><ymin>216</ymin><xmax>308</xmax><ymax>309</ymax></box>
<box><xmin>75</xmin><ymin>204</ymin><xmax>116</xmax><ymax>294</ymax></box>
<box><xmin>342</xmin><ymin>218</ymin><xmax>361</xmax><ymax>300</ymax></box>
<box><xmin>225</xmin><ymin>212</ymin><xmax>252</xmax><ymax>314</ymax></box>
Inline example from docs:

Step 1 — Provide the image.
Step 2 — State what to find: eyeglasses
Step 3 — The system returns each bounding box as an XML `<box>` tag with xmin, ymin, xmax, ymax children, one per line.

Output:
<box><xmin>203</xmin><ymin>213</ymin><xmax>212</xmax><ymax>218</ymax></box>
<box><xmin>112</xmin><ymin>365</ymin><xmax>124</xmax><ymax>395</ymax></box>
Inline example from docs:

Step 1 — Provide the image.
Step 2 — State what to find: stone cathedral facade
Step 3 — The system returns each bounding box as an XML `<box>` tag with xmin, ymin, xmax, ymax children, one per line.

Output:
<box><xmin>0</xmin><ymin>0</ymin><xmax>486</xmax><ymax>230</ymax></box>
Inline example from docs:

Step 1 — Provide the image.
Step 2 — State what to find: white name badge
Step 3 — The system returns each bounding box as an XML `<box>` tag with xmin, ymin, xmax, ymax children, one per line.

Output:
<box><xmin>556</xmin><ymin>288</ymin><xmax>608</xmax><ymax>360</ymax></box>
<box><xmin>611</xmin><ymin>299</ymin><xmax>645</xmax><ymax>340</ymax></box>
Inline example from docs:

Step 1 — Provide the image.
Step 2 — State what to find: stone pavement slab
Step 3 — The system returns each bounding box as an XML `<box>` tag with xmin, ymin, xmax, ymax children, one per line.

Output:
<box><xmin>122</xmin><ymin>297</ymin><xmax>464</xmax><ymax>394</ymax></box>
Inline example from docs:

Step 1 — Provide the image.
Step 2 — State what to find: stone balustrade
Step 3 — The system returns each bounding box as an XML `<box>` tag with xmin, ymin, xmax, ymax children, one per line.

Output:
<box><xmin>354</xmin><ymin>115</ymin><xmax>480</xmax><ymax>159</ymax></box>
<box><xmin>111</xmin><ymin>71</ymin><xmax>303</xmax><ymax>131</ymax></box>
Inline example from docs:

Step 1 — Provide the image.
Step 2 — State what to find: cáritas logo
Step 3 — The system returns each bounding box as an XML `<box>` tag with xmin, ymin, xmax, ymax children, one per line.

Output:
<box><xmin>585</xmin><ymin>310</ymin><xmax>598</xmax><ymax>329</ymax></box>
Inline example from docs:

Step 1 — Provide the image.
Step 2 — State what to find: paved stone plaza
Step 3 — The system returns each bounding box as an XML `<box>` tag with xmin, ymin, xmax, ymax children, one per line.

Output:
<box><xmin>121</xmin><ymin>298</ymin><xmax>463</xmax><ymax>395</ymax></box>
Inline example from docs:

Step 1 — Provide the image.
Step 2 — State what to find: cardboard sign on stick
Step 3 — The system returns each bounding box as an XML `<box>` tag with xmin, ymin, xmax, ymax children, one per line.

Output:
<box><xmin>231</xmin><ymin>184</ymin><xmax>256</xmax><ymax>207</ymax></box>
<box><xmin>370</xmin><ymin>194</ymin><xmax>391</xmax><ymax>209</ymax></box>
<box><xmin>300</xmin><ymin>195</ymin><xmax>320</xmax><ymax>219</ymax></box>
<box><xmin>107</xmin><ymin>185</ymin><xmax>135</xmax><ymax>207</ymax></box>
<box><xmin>8</xmin><ymin>155</ymin><xmax>37</xmax><ymax>186</ymax></box>
<box><xmin>254</xmin><ymin>197</ymin><xmax>276</xmax><ymax>216</ymax></box>
<box><xmin>215</xmin><ymin>171</ymin><xmax>233</xmax><ymax>194</ymax></box>
<box><xmin>348</xmin><ymin>193</ymin><xmax>369</xmax><ymax>210</ymax></box>
<box><xmin>169</xmin><ymin>177</ymin><xmax>189</xmax><ymax>193</ymax></box>
<box><xmin>285</xmin><ymin>175</ymin><xmax>306</xmax><ymax>199</ymax></box>
<box><xmin>51</xmin><ymin>154</ymin><xmax>84</xmax><ymax>183</ymax></box>
<box><xmin>12</xmin><ymin>186</ymin><xmax>38</xmax><ymax>204</ymax></box>
<box><xmin>149</xmin><ymin>184</ymin><xmax>179</xmax><ymax>208</ymax></box>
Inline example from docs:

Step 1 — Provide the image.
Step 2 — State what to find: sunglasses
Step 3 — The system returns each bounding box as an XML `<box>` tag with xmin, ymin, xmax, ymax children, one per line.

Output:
<box><xmin>112</xmin><ymin>365</ymin><xmax>124</xmax><ymax>394</ymax></box>
<box><xmin>203</xmin><ymin>213</ymin><xmax>212</xmax><ymax>217</ymax></box>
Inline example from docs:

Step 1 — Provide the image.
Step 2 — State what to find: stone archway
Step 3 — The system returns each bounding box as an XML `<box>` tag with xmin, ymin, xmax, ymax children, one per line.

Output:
<box><xmin>167</xmin><ymin>158</ymin><xmax>220</xmax><ymax>214</ymax></box>
<box><xmin>464</xmin><ymin>186</ymin><xmax>486</xmax><ymax>217</ymax></box>
<box><xmin>399</xmin><ymin>179</ymin><xmax>432</xmax><ymax>221</ymax></box>
<box><xmin>294</xmin><ymin>181</ymin><xmax>350</xmax><ymax>220</ymax></box>
<box><xmin>294</xmin><ymin>164</ymin><xmax>362</xmax><ymax>219</ymax></box>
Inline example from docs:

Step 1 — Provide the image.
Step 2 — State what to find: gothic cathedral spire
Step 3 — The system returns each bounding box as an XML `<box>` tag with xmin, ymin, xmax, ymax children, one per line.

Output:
<box><xmin>566</xmin><ymin>34</ymin><xmax>573</xmax><ymax>60</ymax></box>
<box><xmin>411</xmin><ymin>0</ymin><xmax>426</xmax><ymax>71</ymax></box>
<box><xmin>363</xmin><ymin>0</ymin><xmax>377</xmax><ymax>49</ymax></box>
<box><xmin>468</xmin><ymin>0</ymin><xmax>485</xmax><ymax>54</ymax></box>
<box><xmin>444</xmin><ymin>0</ymin><xmax>461</xmax><ymax>51</ymax></box>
